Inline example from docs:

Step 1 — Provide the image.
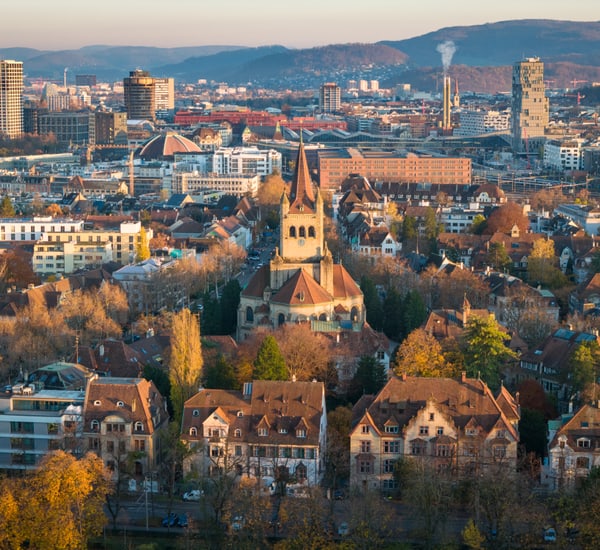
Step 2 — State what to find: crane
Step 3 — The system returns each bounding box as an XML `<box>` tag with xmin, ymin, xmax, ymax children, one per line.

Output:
<box><xmin>570</xmin><ymin>79</ymin><xmax>588</xmax><ymax>89</ymax></box>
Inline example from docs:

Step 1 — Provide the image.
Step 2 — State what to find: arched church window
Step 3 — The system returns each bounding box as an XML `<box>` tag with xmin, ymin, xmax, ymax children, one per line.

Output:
<box><xmin>319</xmin><ymin>313</ymin><xmax>327</xmax><ymax>321</ymax></box>
<box><xmin>308</xmin><ymin>226</ymin><xmax>315</xmax><ymax>238</ymax></box>
<box><xmin>246</xmin><ymin>306</ymin><xmax>254</xmax><ymax>323</ymax></box>
<box><xmin>351</xmin><ymin>307</ymin><xmax>359</xmax><ymax>322</ymax></box>
<box><xmin>289</xmin><ymin>226</ymin><xmax>296</xmax><ymax>238</ymax></box>
<box><xmin>299</xmin><ymin>226</ymin><xmax>306</xmax><ymax>238</ymax></box>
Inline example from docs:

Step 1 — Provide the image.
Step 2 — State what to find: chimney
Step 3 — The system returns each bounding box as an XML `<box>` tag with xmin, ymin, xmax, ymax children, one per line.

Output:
<box><xmin>461</xmin><ymin>371</ymin><xmax>467</xmax><ymax>383</ymax></box>
<box><xmin>401</xmin><ymin>372</ymin><xmax>407</xmax><ymax>381</ymax></box>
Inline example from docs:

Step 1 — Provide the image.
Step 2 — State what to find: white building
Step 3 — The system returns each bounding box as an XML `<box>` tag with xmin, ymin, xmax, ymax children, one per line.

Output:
<box><xmin>456</xmin><ymin>109</ymin><xmax>511</xmax><ymax>136</ymax></box>
<box><xmin>172</xmin><ymin>172</ymin><xmax>260</xmax><ymax>198</ymax></box>
<box><xmin>212</xmin><ymin>147</ymin><xmax>282</xmax><ymax>177</ymax></box>
<box><xmin>554</xmin><ymin>203</ymin><xmax>600</xmax><ymax>235</ymax></box>
<box><xmin>543</xmin><ymin>138</ymin><xmax>585</xmax><ymax>172</ymax></box>
<box><xmin>0</xmin><ymin>60</ymin><xmax>23</xmax><ymax>139</ymax></box>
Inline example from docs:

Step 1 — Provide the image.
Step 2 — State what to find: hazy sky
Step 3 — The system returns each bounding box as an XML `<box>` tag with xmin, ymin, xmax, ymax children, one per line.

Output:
<box><xmin>2</xmin><ymin>0</ymin><xmax>596</xmax><ymax>50</ymax></box>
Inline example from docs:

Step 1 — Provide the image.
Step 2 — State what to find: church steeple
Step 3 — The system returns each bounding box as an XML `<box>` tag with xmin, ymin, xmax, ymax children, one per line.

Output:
<box><xmin>289</xmin><ymin>141</ymin><xmax>315</xmax><ymax>211</ymax></box>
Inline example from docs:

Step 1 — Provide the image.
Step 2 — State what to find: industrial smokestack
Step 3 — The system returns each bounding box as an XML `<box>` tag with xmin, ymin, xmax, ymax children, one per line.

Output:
<box><xmin>443</xmin><ymin>76</ymin><xmax>451</xmax><ymax>131</ymax></box>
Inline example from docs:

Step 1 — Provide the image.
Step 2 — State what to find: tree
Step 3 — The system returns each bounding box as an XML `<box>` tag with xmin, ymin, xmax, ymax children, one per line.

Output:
<box><xmin>462</xmin><ymin>315</ymin><xmax>516</xmax><ymax>390</ymax></box>
<box><xmin>0</xmin><ymin>195</ymin><xmax>15</xmax><ymax>217</ymax></box>
<box><xmin>423</xmin><ymin>206</ymin><xmax>441</xmax><ymax>240</ymax></box>
<box><xmin>519</xmin><ymin>408</ymin><xmax>548</xmax><ymax>457</ymax></box>
<box><xmin>527</xmin><ymin>238</ymin><xmax>567</xmax><ymax>289</ymax></box>
<box><xmin>361</xmin><ymin>276</ymin><xmax>383</xmax><ymax>331</ymax></box>
<box><xmin>168</xmin><ymin>308</ymin><xmax>203</xmax><ymax>423</ymax></box>
<box><xmin>136</xmin><ymin>226</ymin><xmax>151</xmax><ymax>262</ymax></box>
<box><xmin>484</xmin><ymin>242</ymin><xmax>512</xmax><ymax>272</ymax></box>
<box><xmin>45</xmin><ymin>203</ymin><xmax>64</xmax><ymax>217</ymax></box>
<box><xmin>470</xmin><ymin>214</ymin><xmax>486</xmax><ymax>235</ymax></box>
<box><xmin>348</xmin><ymin>355</ymin><xmax>386</xmax><ymax>401</ymax></box>
<box><xmin>325</xmin><ymin>405</ymin><xmax>352</xmax><ymax>490</ymax></box>
<box><xmin>0</xmin><ymin>451</ymin><xmax>110</xmax><ymax>550</ymax></box>
<box><xmin>382</xmin><ymin>287</ymin><xmax>403</xmax><ymax>341</ymax></box>
<box><xmin>253</xmin><ymin>335</ymin><xmax>287</xmax><ymax>380</ymax></box>
<box><xmin>220</xmin><ymin>278</ymin><xmax>241</xmax><ymax>335</ymax></box>
<box><xmin>462</xmin><ymin>518</ymin><xmax>485</xmax><ymax>550</ymax></box>
<box><xmin>273</xmin><ymin>323</ymin><xmax>333</xmax><ymax>383</ymax></box>
<box><xmin>484</xmin><ymin>202</ymin><xmax>529</xmax><ymax>235</ymax></box>
<box><xmin>402</xmin><ymin>215</ymin><xmax>417</xmax><ymax>242</ymax></box>
<box><xmin>569</xmin><ymin>340</ymin><xmax>600</xmax><ymax>403</ymax></box>
<box><xmin>393</xmin><ymin>328</ymin><xmax>453</xmax><ymax>377</ymax></box>
<box><xmin>203</xmin><ymin>353</ymin><xmax>239</xmax><ymax>390</ymax></box>
<box><xmin>402</xmin><ymin>289</ymin><xmax>427</xmax><ymax>339</ymax></box>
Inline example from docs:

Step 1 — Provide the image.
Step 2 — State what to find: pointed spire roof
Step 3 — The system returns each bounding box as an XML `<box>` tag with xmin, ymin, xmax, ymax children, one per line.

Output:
<box><xmin>289</xmin><ymin>141</ymin><xmax>315</xmax><ymax>213</ymax></box>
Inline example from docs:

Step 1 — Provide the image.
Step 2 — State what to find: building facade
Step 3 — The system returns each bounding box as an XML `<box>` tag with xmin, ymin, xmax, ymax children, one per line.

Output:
<box><xmin>0</xmin><ymin>60</ymin><xmax>23</xmax><ymax>139</ymax></box>
<box><xmin>511</xmin><ymin>57</ymin><xmax>549</xmax><ymax>152</ymax></box>
<box><xmin>172</xmin><ymin>172</ymin><xmax>260</xmax><ymax>198</ymax></box>
<box><xmin>543</xmin><ymin>138</ymin><xmax>585</xmax><ymax>172</ymax></box>
<box><xmin>212</xmin><ymin>147</ymin><xmax>282</xmax><ymax>177</ymax></box>
<box><xmin>318</xmin><ymin>148</ymin><xmax>472</xmax><ymax>191</ymax></box>
<box><xmin>124</xmin><ymin>69</ymin><xmax>155</xmax><ymax>121</ymax></box>
<box><xmin>319</xmin><ymin>82</ymin><xmax>341</xmax><ymax>113</ymax></box>
<box><xmin>350</xmin><ymin>374</ymin><xmax>520</xmax><ymax>493</ymax></box>
<box><xmin>456</xmin><ymin>109</ymin><xmax>511</xmax><ymax>136</ymax></box>
<box><xmin>181</xmin><ymin>380</ymin><xmax>327</xmax><ymax>487</ymax></box>
<box><xmin>39</xmin><ymin>111</ymin><xmax>95</xmax><ymax>145</ymax></box>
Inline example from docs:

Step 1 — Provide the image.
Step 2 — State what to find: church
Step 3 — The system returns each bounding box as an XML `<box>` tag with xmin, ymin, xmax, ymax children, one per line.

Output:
<box><xmin>237</xmin><ymin>142</ymin><xmax>365</xmax><ymax>340</ymax></box>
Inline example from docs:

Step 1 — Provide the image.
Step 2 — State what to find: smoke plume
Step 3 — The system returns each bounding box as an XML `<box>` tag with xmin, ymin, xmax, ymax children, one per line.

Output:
<box><xmin>436</xmin><ymin>40</ymin><xmax>456</xmax><ymax>74</ymax></box>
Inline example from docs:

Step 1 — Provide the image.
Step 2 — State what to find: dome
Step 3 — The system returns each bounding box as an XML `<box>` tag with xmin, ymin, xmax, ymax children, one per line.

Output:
<box><xmin>138</xmin><ymin>131</ymin><xmax>202</xmax><ymax>160</ymax></box>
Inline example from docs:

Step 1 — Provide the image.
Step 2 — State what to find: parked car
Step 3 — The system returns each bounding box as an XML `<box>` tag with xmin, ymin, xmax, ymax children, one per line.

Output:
<box><xmin>544</xmin><ymin>527</ymin><xmax>557</xmax><ymax>542</ymax></box>
<box><xmin>333</xmin><ymin>489</ymin><xmax>345</xmax><ymax>500</ymax></box>
<box><xmin>182</xmin><ymin>489</ymin><xmax>203</xmax><ymax>501</ymax></box>
<box><xmin>231</xmin><ymin>515</ymin><xmax>245</xmax><ymax>531</ymax></box>
<box><xmin>338</xmin><ymin>522</ymin><xmax>350</xmax><ymax>536</ymax></box>
<box><xmin>177</xmin><ymin>514</ymin><xmax>189</xmax><ymax>528</ymax></box>
<box><xmin>162</xmin><ymin>513</ymin><xmax>178</xmax><ymax>528</ymax></box>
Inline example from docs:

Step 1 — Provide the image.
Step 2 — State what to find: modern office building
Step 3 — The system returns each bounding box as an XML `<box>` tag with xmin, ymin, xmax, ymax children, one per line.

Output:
<box><xmin>94</xmin><ymin>111</ymin><xmax>128</xmax><ymax>145</ymax></box>
<box><xmin>511</xmin><ymin>57</ymin><xmax>549</xmax><ymax>152</ymax></box>
<box><xmin>319</xmin><ymin>82</ymin><xmax>341</xmax><ymax>113</ymax></box>
<box><xmin>0</xmin><ymin>60</ymin><xmax>24</xmax><ymax>139</ymax></box>
<box><xmin>124</xmin><ymin>69</ymin><xmax>155</xmax><ymax>121</ymax></box>
<box><xmin>39</xmin><ymin>111</ymin><xmax>95</xmax><ymax>145</ymax></box>
<box><xmin>456</xmin><ymin>109</ymin><xmax>511</xmax><ymax>136</ymax></box>
<box><xmin>154</xmin><ymin>77</ymin><xmax>175</xmax><ymax>117</ymax></box>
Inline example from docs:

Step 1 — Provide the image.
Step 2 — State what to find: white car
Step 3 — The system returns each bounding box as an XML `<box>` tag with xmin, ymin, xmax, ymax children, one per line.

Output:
<box><xmin>338</xmin><ymin>522</ymin><xmax>350</xmax><ymax>536</ymax></box>
<box><xmin>182</xmin><ymin>489</ymin><xmax>203</xmax><ymax>501</ymax></box>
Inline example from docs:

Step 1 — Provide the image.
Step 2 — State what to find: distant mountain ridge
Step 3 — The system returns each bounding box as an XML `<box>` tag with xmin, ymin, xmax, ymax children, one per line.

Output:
<box><xmin>1</xmin><ymin>20</ymin><xmax>599</xmax><ymax>93</ymax></box>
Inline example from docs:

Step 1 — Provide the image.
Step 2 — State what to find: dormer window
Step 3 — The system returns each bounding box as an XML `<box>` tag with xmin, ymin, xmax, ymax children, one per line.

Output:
<box><xmin>189</xmin><ymin>427</ymin><xmax>197</xmax><ymax>436</ymax></box>
<box><xmin>577</xmin><ymin>438</ymin><xmax>591</xmax><ymax>449</ymax></box>
<box><xmin>90</xmin><ymin>419</ymin><xmax>99</xmax><ymax>431</ymax></box>
<box><xmin>117</xmin><ymin>401</ymin><xmax>124</xmax><ymax>407</ymax></box>
<box><xmin>279</xmin><ymin>428</ymin><xmax>288</xmax><ymax>434</ymax></box>
<box><xmin>93</xmin><ymin>400</ymin><xmax>101</xmax><ymax>406</ymax></box>
<box><xmin>134</xmin><ymin>421</ymin><xmax>144</xmax><ymax>432</ymax></box>
<box><xmin>234</xmin><ymin>429</ymin><xmax>242</xmax><ymax>438</ymax></box>
<box><xmin>236</xmin><ymin>411</ymin><xmax>243</xmax><ymax>417</ymax></box>
<box><xmin>296</xmin><ymin>429</ymin><xmax>306</xmax><ymax>438</ymax></box>
<box><xmin>192</xmin><ymin>410</ymin><xmax>199</xmax><ymax>417</ymax></box>
<box><xmin>258</xmin><ymin>428</ymin><xmax>268</xmax><ymax>437</ymax></box>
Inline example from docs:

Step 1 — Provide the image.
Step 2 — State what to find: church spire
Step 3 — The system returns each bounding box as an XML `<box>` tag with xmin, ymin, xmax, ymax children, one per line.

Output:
<box><xmin>289</xmin><ymin>141</ymin><xmax>315</xmax><ymax>207</ymax></box>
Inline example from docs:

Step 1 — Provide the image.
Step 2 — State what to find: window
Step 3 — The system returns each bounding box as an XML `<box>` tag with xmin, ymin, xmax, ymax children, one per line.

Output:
<box><xmin>361</xmin><ymin>425</ymin><xmax>370</xmax><ymax>434</ymax></box>
<box><xmin>296</xmin><ymin>429</ymin><xmax>306</xmax><ymax>438</ymax></box>
<box><xmin>419</xmin><ymin>426</ymin><xmax>429</xmax><ymax>436</ymax></box>
<box><xmin>192</xmin><ymin>410</ymin><xmax>199</xmax><ymax>417</ymax></box>
<box><xmin>429</xmin><ymin>413</ymin><xmax>435</xmax><ymax>421</ymax></box>
<box><xmin>234</xmin><ymin>429</ymin><xmax>242</xmax><ymax>438</ymax></box>
<box><xmin>235</xmin><ymin>445</ymin><xmax>243</xmax><ymax>457</ymax></box>
<box><xmin>383</xmin><ymin>459</ymin><xmax>395</xmax><ymax>473</ymax></box>
<box><xmin>90</xmin><ymin>420</ymin><xmax>100</xmax><ymax>432</ymax></box>
<box><xmin>382</xmin><ymin>479</ymin><xmax>399</xmax><ymax>490</ymax></box>
<box><xmin>437</xmin><ymin>427</ymin><xmax>444</xmax><ymax>436</ymax></box>
<box><xmin>299</xmin><ymin>226</ymin><xmax>306</xmax><ymax>238</ymax></box>
<box><xmin>359</xmin><ymin>460</ymin><xmax>372</xmax><ymax>474</ymax></box>
<box><xmin>493</xmin><ymin>446</ymin><xmax>507</xmax><ymax>459</ymax></box>
<box><xmin>577</xmin><ymin>438</ymin><xmax>591</xmax><ymax>449</ymax></box>
<box><xmin>134</xmin><ymin>421</ymin><xmax>144</xmax><ymax>432</ymax></box>
<box><xmin>245</xmin><ymin>306</ymin><xmax>254</xmax><ymax>323</ymax></box>
<box><xmin>385</xmin><ymin>425</ymin><xmax>399</xmax><ymax>434</ymax></box>
<box><xmin>411</xmin><ymin>441</ymin><xmax>426</xmax><ymax>455</ymax></box>
<box><xmin>576</xmin><ymin>456</ymin><xmax>590</xmax><ymax>469</ymax></box>
<box><xmin>384</xmin><ymin>441</ymin><xmax>400</xmax><ymax>453</ymax></box>
<box><xmin>360</xmin><ymin>441</ymin><xmax>371</xmax><ymax>453</ymax></box>
<box><xmin>437</xmin><ymin>444</ymin><xmax>452</xmax><ymax>457</ymax></box>
<box><xmin>308</xmin><ymin>226</ymin><xmax>315</xmax><ymax>238</ymax></box>
<box><xmin>279</xmin><ymin>428</ymin><xmax>288</xmax><ymax>434</ymax></box>
<box><xmin>189</xmin><ymin>427</ymin><xmax>197</xmax><ymax>436</ymax></box>
<box><xmin>289</xmin><ymin>226</ymin><xmax>296</xmax><ymax>238</ymax></box>
<box><xmin>134</xmin><ymin>439</ymin><xmax>146</xmax><ymax>452</ymax></box>
<box><xmin>106</xmin><ymin>441</ymin><xmax>114</xmax><ymax>454</ymax></box>
<box><xmin>258</xmin><ymin>428</ymin><xmax>268</xmax><ymax>437</ymax></box>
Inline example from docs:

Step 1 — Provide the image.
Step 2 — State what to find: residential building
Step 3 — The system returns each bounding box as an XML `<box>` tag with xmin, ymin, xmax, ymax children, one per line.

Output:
<box><xmin>0</xmin><ymin>60</ymin><xmax>23</xmax><ymax>139</ymax></box>
<box><xmin>319</xmin><ymin>82</ymin><xmax>341</xmax><ymax>113</ymax></box>
<box><xmin>212</xmin><ymin>147</ymin><xmax>282</xmax><ymax>177</ymax></box>
<box><xmin>350</xmin><ymin>373</ymin><xmax>520</xmax><ymax>493</ymax></box>
<box><xmin>546</xmin><ymin>403</ymin><xmax>600</xmax><ymax>489</ymax></box>
<box><xmin>237</xmin><ymin>142</ymin><xmax>364</xmax><ymax>339</ymax></box>
<box><xmin>543</xmin><ymin>138</ymin><xmax>585</xmax><ymax>172</ymax></box>
<box><xmin>154</xmin><ymin>77</ymin><xmax>175</xmax><ymax>116</ymax></box>
<box><xmin>181</xmin><ymin>380</ymin><xmax>327</xmax><ymax>486</ymax></box>
<box><xmin>511</xmin><ymin>57</ymin><xmax>549</xmax><ymax>152</ymax></box>
<box><xmin>455</xmin><ymin>109</ymin><xmax>510</xmax><ymax>136</ymax></box>
<box><xmin>94</xmin><ymin>111</ymin><xmax>128</xmax><ymax>145</ymax></box>
<box><xmin>124</xmin><ymin>69</ymin><xmax>155</xmax><ymax>121</ymax></box>
<box><xmin>83</xmin><ymin>377</ymin><xmax>169</xmax><ymax>479</ymax></box>
<box><xmin>554</xmin><ymin>203</ymin><xmax>600</xmax><ymax>236</ymax></box>
<box><xmin>0</xmin><ymin>362</ymin><xmax>95</xmax><ymax>472</ymax></box>
<box><xmin>318</xmin><ymin>148</ymin><xmax>471</xmax><ymax>191</ymax></box>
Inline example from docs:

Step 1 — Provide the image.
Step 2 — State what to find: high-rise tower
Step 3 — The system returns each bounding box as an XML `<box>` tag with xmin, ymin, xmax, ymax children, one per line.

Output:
<box><xmin>0</xmin><ymin>60</ymin><xmax>24</xmax><ymax>139</ymax></box>
<box><xmin>123</xmin><ymin>69</ymin><xmax>155</xmax><ymax>121</ymax></box>
<box><xmin>511</xmin><ymin>57</ymin><xmax>549</xmax><ymax>153</ymax></box>
<box><xmin>319</xmin><ymin>82</ymin><xmax>341</xmax><ymax>114</ymax></box>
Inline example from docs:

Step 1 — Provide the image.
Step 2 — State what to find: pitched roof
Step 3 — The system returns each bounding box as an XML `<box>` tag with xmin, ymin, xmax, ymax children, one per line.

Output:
<box><xmin>332</xmin><ymin>265</ymin><xmax>362</xmax><ymax>299</ymax></box>
<box><xmin>288</xmin><ymin>142</ymin><xmax>316</xmax><ymax>213</ymax></box>
<box><xmin>271</xmin><ymin>269</ymin><xmax>333</xmax><ymax>306</ymax></box>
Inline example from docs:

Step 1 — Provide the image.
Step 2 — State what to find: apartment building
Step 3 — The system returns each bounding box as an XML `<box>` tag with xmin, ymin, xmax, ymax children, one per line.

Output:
<box><xmin>172</xmin><ymin>172</ymin><xmax>260</xmax><ymax>198</ymax></box>
<box><xmin>0</xmin><ymin>60</ymin><xmax>23</xmax><ymax>139</ymax></box>
<box><xmin>181</xmin><ymin>380</ymin><xmax>327</xmax><ymax>486</ymax></box>
<box><xmin>456</xmin><ymin>109</ymin><xmax>511</xmax><ymax>136</ymax></box>
<box><xmin>543</xmin><ymin>139</ymin><xmax>585</xmax><ymax>172</ymax></box>
<box><xmin>213</xmin><ymin>147</ymin><xmax>282</xmax><ymax>177</ymax></box>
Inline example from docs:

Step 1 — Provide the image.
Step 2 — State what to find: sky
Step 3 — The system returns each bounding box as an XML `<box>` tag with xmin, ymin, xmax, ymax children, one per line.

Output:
<box><xmin>1</xmin><ymin>0</ymin><xmax>596</xmax><ymax>50</ymax></box>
